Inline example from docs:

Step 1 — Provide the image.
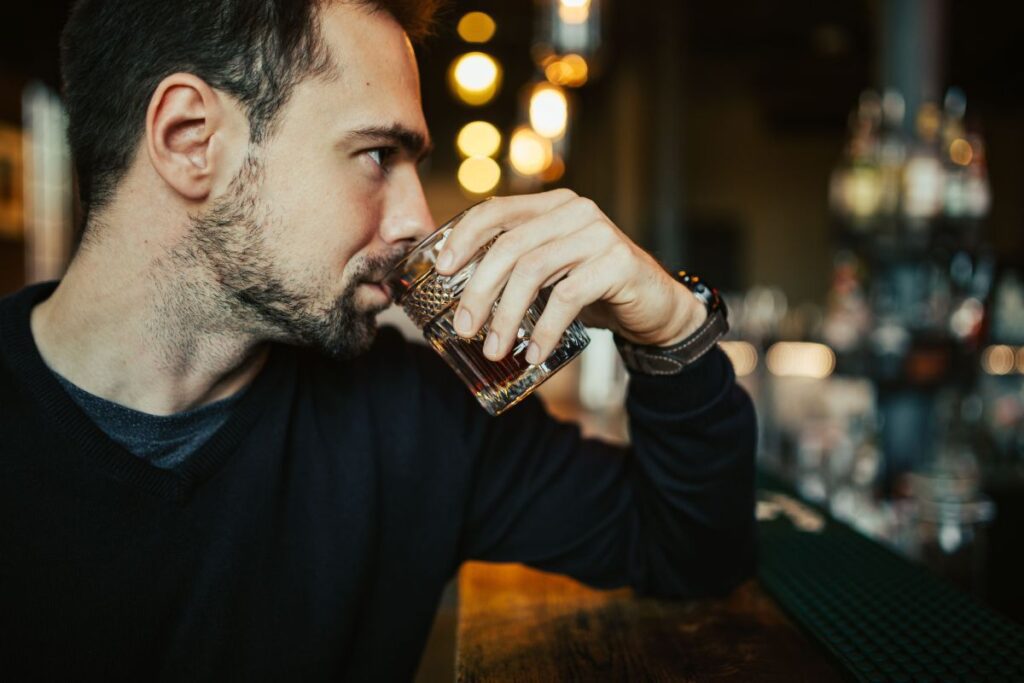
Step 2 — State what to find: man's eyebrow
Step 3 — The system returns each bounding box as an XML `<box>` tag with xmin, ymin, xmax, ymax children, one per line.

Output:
<box><xmin>346</xmin><ymin>124</ymin><xmax>434</xmax><ymax>162</ymax></box>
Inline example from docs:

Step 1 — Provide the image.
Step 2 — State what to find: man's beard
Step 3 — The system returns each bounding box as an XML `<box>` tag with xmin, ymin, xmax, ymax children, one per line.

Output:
<box><xmin>182</xmin><ymin>153</ymin><xmax>402</xmax><ymax>360</ymax></box>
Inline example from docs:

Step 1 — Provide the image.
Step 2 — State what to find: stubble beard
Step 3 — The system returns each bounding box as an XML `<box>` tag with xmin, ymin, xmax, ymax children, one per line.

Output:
<box><xmin>181</xmin><ymin>152</ymin><xmax>394</xmax><ymax>361</ymax></box>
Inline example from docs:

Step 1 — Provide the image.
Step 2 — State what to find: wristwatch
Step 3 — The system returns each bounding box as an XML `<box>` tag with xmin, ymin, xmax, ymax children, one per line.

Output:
<box><xmin>613</xmin><ymin>270</ymin><xmax>729</xmax><ymax>376</ymax></box>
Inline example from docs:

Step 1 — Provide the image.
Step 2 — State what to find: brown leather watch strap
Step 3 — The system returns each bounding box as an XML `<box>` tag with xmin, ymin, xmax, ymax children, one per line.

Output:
<box><xmin>614</xmin><ymin>308</ymin><xmax>729</xmax><ymax>376</ymax></box>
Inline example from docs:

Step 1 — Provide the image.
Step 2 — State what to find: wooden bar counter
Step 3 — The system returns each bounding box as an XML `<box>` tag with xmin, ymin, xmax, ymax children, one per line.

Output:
<box><xmin>455</xmin><ymin>561</ymin><xmax>842</xmax><ymax>682</ymax></box>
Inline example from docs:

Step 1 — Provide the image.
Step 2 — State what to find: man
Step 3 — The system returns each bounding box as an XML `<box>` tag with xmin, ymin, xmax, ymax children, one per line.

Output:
<box><xmin>0</xmin><ymin>0</ymin><xmax>756</xmax><ymax>680</ymax></box>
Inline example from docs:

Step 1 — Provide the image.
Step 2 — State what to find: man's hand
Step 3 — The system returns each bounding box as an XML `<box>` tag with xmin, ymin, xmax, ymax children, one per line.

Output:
<box><xmin>433</xmin><ymin>189</ymin><xmax>707</xmax><ymax>364</ymax></box>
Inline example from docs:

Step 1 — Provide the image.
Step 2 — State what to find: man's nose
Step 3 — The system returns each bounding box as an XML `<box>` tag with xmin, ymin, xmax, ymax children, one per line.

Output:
<box><xmin>380</xmin><ymin>167</ymin><xmax>434</xmax><ymax>248</ymax></box>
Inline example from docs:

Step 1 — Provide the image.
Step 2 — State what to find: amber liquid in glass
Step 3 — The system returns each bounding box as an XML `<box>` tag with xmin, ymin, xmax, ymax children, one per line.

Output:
<box><xmin>422</xmin><ymin>287</ymin><xmax>590</xmax><ymax>415</ymax></box>
<box><xmin>388</xmin><ymin>215</ymin><xmax>591</xmax><ymax>416</ymax></box>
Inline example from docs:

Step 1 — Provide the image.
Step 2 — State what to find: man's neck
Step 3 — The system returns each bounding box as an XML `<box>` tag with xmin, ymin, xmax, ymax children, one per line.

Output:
<box><xmin>30</xmin><ymin>243</ymin><xmax>270</xmax><ymax>416</ymax></box>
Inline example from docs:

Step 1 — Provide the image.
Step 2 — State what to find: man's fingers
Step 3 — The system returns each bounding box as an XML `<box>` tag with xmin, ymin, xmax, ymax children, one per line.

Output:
<box><xmin>525</xmin><ymin>253</ymin><xmax>622</xmax><ymax>365</ymax></box>
<box><xmin>453</xmin><ymin>203</ymin><xmax>617</xmax><ymax>339</ymax></box>
<box><xmin>477</xmin><ymin>228</ymin><xmax>607</xmax><ymax>358</ymax></box>
<box><xmin>435</xmin><ymin>189</ymin><xmax>580</xmax><ymax>275</ymax></box>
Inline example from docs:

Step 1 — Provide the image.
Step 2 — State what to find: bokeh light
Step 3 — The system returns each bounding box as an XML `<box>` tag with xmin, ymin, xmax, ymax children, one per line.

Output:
<box><xmin>457</xmin><ymin>12</ymin><xmax>496</xmax><ymax>43</ymax></box>
<box><xmin>509</xmin><ymin>126</ymin><xmax>553</xmax><ymax>176</ymax></box>
<box><xmin>720</xmin><ymin>341</ymin><xmax>759</xmax><ymax>377</ymax></box>
<box><xmin>982</xmin><ymin>345</ymin><xmax>1016</xmax><ymax>375</ymax></box>
<box><xmin>456</xmin><ymin>121</ymin><xmax>502</xmax><ymax>159</ymax></box>
<box><xmin>449</xmin><ymin>52</ymin><xmax>502</xmax><ymax>106</ymax></box>
<box><xmin>950</xmin><ymin>138</ymin><xmax>974</xmax><ymax>166</ymax></box>
<box><xmin>544</xmin><ymin>54</ymin><xmax>589</xmax><ymax>87</ymax></box>
<box><xmin>458</xmin><ymin>156</ymin><xmax>501</xmax><ymax>194</ymax></box>
<box><xmin>529</xmin><ymin>83</ymin><xmax>568</xmax><ymax>139</ymax></box>
<box><xmin>558</xmin><ymin>0</ymin><xmax>591</xmax><ymax>24</ymax></box>
<box><xmin>949</xmin><ymin>297</ymin><xmax>983</xmax><ymax>339</ymax></box>
<box><xmin>902</xmin><ymin>155</ymin><xmax>945</xmax><ymax>219</ymax></box>
<box><xmin>766</xmin><ymin>342</ymin><xmax>836</xmax><ymax>379</ymax></box>
<box><xmin>540</xmin><ymin>155</ymin><xmax>566</xmax><ymax>183</ymax></box>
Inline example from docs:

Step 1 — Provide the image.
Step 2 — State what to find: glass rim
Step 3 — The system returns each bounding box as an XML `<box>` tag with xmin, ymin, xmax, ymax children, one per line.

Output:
<box><xmin>386</xmin><ymin>197</ymin><xmax>494</xmax><ymax>280</ymax></box>
<box><xmin>384</xmin><ymin>199</ymin><xmax>494</xmax><ymax>303</ymax></box>
<box><xmin>385</xmin><ymin>213</ymin><xmax>460</xmax><ymax>280</ymax></box>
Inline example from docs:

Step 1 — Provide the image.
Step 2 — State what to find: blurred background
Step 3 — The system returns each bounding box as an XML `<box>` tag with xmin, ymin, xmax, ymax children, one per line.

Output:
<box><xmin>2</xmin><ymin>0</ymin><xmax>1023</xmax><ymax>641</ymax></box>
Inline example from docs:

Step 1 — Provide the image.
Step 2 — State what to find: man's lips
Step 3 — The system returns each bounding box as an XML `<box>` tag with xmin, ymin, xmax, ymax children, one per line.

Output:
<box><xmin>359</xmin><ymin>255</ymin><xmax>403</xmax><ymax>303</ymax></box>
<box><xmin>361</xmin><ymin>280</ymin><xmax>393</xmax><ymax>301</ymax></box>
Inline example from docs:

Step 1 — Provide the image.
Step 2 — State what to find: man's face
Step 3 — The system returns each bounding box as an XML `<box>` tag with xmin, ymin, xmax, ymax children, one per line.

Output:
<box><xmin>192</xmin><ymin>2</ymin><xmax>433</xmax><ymax>359</ymax></box>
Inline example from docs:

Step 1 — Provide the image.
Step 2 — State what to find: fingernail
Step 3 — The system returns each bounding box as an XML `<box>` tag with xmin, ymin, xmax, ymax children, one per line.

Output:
<box><xmin>436</xmin><ymin>250</ymin><xmax>454</xmax><ymax>272</ymax></box>
<box><xmin>484</xmin><ymin>331</ymin><xmax>499</xmax><ymax>358</ymax></box>
<box><xmin>525</xmin><ymin>342</ymin><xmax>541</xmax><ymax>365</ymax></box>
<box><xmin>455</xmin><ymin>307</ymin><xmax>472</xmax><ymax>336</ymax></box>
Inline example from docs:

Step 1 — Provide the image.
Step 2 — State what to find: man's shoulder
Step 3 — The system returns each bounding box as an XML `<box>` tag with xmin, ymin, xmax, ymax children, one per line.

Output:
<box><xmin>0</xmin><ymin>282</ymin><xmax>56</xmax><ymax>326</ymax></box>
<box><xmin>0</xmin><ymin>282</ymin><xmax>58</xmax><ymax>375</ymax></box>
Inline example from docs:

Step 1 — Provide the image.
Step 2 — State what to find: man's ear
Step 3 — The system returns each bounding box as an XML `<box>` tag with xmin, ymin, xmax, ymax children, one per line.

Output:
<box><xmin>145</xmin><ymin>73</ymin><xmax>227</xmax><ymax>202</ymax></box>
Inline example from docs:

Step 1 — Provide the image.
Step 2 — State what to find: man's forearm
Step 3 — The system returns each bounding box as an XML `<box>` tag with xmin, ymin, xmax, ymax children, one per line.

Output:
<box><xmin>623</xmin><ymin>347</ymin><xmax>758</xmax><ymax>598</ymax></box>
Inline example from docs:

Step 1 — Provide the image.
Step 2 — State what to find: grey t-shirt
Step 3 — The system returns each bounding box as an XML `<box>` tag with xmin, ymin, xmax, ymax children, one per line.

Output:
<box><xmin>52</xmin><ymin>372</ymin><xmax>243</xmax><ymax>469</ymax></box>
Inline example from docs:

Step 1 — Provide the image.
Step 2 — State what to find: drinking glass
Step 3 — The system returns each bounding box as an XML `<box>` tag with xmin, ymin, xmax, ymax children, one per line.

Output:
<box><xmin>384</xmin><ymin>208</ymin><xmax>590</xmax><ymax>416</ymax></box>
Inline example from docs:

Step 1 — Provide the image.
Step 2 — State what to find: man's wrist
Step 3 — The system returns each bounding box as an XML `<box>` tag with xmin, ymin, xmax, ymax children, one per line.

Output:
<box><xmin>613</xmin><ymin>272</ymin><xmax>728</xmax><ymax>376</ymax></box>
<box><xmin>655</xmin><ymin>284</ymin><xmax>708</xmax><ymax>347</ymax></box>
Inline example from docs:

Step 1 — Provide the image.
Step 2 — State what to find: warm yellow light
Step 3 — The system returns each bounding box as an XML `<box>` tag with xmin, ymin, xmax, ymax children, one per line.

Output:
<box><xmin>529</xmin><ymin>84</ymin><xmax>568</xmax><ymax>139</ymax></box>
<box><xmin>458</xmin><ymin>156</ymin><xmax>501</xmax><ymax>194</ymax></box>
<box><xmin>454</xmin><ymin>53</ymin><xmax>497</xmax><ymax>91</ymax></box>
<box><xmin>1018</xmin><ymin>347</ymin><xmax>1024</xmax><ymax>374</ymax></box>
<box><xmin>509</xmin><ymin>126</ymin><xmax>553</xmax><ymax>176</ymax></box>
<box><xmin>449</xmin><ymin>52</ymin><xmax>502</xmax><ymax>106</ymax></box>
<box><xmin>457</xmin><ymin>12</ymin><xmax>496</xmax><ymax>43</ymax></box>
<box><xmin>844</xmin><ymin>167</ymin><xmax>882</xmax><ymax>218</ymax></box>
<box><xmin>950</xmin><ymin>138</ymin><xmax>973</xmax><ymax>166</ymax></box>
<box><xmin>558</xmin><ymin>0</ymin><xmax>591</xmax><ymax>24</ymax></box>
<box><xmin>456</xmin><ymin>121</ymin><xmax>501</xmax><ymax>159</ymax></box>
<box><xmin>544</xmin><ymin>54</ymin><xmax>589</xmax><ymax>87</ymax></box>
<box><xmin>982</xmin><ymin>345</ymin><xmax>1015</xmax><ymax>375</ymax></box>
<box><xmin>720</xmin><ymin>341</ymin><xmax>759</xmax><ymax>377</ymax></box>
<box><xmin>766</xmin><ymin>342</ymin><xmax>836</xmax><ymax>379</ymax></box>
<box><xmin>540</xmin><ymin>155</ymin><xmax>566</xmax><ymax>183</ymax></box>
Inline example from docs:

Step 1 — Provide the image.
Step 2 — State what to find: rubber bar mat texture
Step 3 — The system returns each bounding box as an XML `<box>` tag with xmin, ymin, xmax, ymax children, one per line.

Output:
<box><xmin>757</xmin><ymin>488</ymin><xmax>1024</xmax><ymax>682</ymax></box>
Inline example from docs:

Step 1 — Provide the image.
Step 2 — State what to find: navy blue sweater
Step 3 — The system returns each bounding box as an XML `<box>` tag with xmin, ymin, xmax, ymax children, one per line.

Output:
<box><xmin>0</xmin><ymin>281</ymin><xmax>757</xmax><ymax>681</ymax></box>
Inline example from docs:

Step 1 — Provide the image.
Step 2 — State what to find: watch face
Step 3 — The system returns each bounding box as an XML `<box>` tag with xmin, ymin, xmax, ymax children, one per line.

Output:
<box><xmin>692</xmin><ymin>282</ymin><xmax>713</xmax><ymax>305</ymax></box>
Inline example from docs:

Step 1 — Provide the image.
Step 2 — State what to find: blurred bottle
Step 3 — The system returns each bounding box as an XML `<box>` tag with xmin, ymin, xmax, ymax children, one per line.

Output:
<box><xmin>831</xmin><ymin>87</ymin><xmax>991</xmax><ymax>227</ymax></box>
<box><xmin>830</xmin><ymin>89</ymin><xmax>883</xmax><ymax>225</ymax></box>
<box><xmin>940</xmin><ymin>87</ymin><xmax>991</xmax><ymax>220</ymax></box>
<box><xmin>902</xmin><ymin>101</ymin><xmax>945</xmax><ymax>224</ymax></box>
<box><xmin>823</xmin><ymin>250</ymin><xmax>872</xmax><ymax>353</ymax></box>
<box><xmin>905</xmin><ymin>393</ymin><xmax>995</xmax><ymax>597</ymax></box>
<box><xmin>877</xmin><ymin>89</ymin><xmax>907</xmax><ymax>218</ymax></box>
<box><xmin>962</xmin><ymin>134</ymin><xmax>991</xmax><ymax>219</ymax></box>
<box><xmin>941</xmin><ymin>88</ymin><xmax>970</xmax><ymax>218</ymax></box>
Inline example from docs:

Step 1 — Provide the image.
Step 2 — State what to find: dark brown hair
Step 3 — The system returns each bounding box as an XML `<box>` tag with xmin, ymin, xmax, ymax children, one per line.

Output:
<box><xmin>61</xmin><ymin>0</ymin><xmax>444</xmax><ymax>218</ymax></box>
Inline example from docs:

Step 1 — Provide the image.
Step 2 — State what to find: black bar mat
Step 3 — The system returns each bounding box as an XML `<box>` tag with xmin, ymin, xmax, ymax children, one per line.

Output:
<box><xmin>757</xmin><ymin>480</ymin><xmax>1024</xmax><ymax>682</ymax></box>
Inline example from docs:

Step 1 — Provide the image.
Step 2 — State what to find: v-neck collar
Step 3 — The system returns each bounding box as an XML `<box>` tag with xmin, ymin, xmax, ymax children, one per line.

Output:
<box><xmin>0</xmin><ymin>281</ymin><xmax>293</xmax><ymax>503</ymax></box>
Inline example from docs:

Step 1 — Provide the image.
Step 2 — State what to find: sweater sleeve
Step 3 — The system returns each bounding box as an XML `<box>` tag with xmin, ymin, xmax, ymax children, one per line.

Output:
<box><xmin>452</xmin><ymin>344</ymin><xmax>758</xmax><ymax>598</ymax></box>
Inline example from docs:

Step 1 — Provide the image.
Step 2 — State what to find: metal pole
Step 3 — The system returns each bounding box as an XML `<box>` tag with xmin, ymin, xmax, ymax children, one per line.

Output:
<box><xmin>649</xmin><ymin>0</ymin><xmax>686</xmax><ymax>268</ymax></box>
<box><xmin>879</xmin><ymin>0</ymin><xmax>948</xmax><ymax>132</ymax></box>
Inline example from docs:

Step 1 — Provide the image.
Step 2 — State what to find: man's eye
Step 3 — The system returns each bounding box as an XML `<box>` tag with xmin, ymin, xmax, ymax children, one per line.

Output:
<box><xmin>367</xmin><ymin>147</ymin><xmax>397</xmax><ymax>169</ymax></box>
